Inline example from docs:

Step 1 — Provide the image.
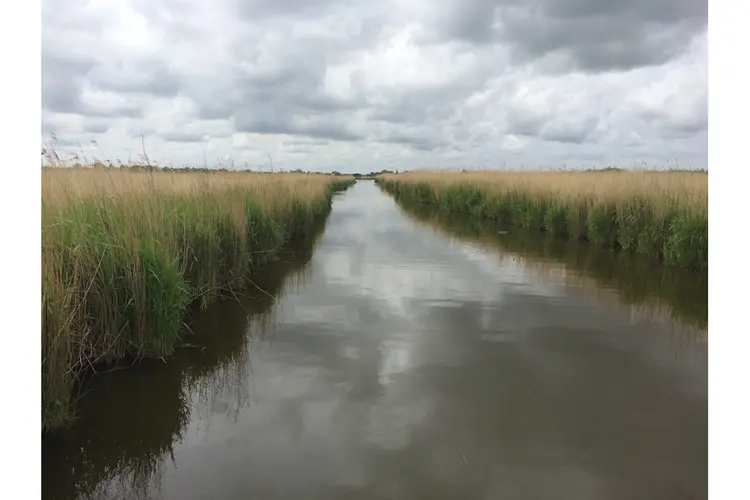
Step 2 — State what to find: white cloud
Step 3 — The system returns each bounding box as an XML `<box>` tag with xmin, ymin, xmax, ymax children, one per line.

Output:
<box><xmin>42</xmin><ymin>0</ymin><xmax>707</xmax><ymax>172</ymax></box>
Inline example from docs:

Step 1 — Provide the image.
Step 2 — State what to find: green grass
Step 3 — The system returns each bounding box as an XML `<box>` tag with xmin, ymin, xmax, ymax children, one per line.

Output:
<box><xmin>42</xmin><ymin>220</ymin><xmax>329</xmax><ymax>499</ymax></box>
<box><xmin>42</xmin><ymin>168</ymin><xmax>354</xmax><ymax>431</ymax></box>
<box><xmin>397</xmin><ymin>199</ymin><xmax>708</xmax><ymax>332</ymax></box>
<box><xmin>376</xmin><ymin>175</ymin><xmax>707</xmax><ymax>270</ymax></box>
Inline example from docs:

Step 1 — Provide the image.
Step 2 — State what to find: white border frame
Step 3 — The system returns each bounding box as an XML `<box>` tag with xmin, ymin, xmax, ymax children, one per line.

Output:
<box><xmin>1</xmin><ymin>2</ymin><xmax>745</xmax><ymax>498</ymax></box>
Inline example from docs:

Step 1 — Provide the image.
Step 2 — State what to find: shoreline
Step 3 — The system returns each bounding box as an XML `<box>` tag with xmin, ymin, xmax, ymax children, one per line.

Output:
<box><xmin>375</xmin><ymin>173</ymin><xmax>707</xmax><ymax>271</ymax></box>
<box><xmin>42</xmin><ymin>170</ymin><xmax>355</xmax><ymax>431</ymax></box>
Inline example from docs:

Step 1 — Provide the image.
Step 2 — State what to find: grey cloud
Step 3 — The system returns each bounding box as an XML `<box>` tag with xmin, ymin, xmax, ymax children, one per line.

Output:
<box><xmin>88</xmin><ymin>104</ymin><xmax>144</xmax><ymax>119</ymax></box>
<box><xmin>234</xmin><ymin>115</ymin><xmax>297</xmax><ymax>136</ymax></box>
<box><xmin>42</xmin><ymin>3</ymin><xmax>180</xmax><ymax>120</ymax></box>
<box><xmin>129</xmin><ymin>126</ymin><xmax>156</xmax><ymax>138</ymax></box>
<box><xmin>42</xmin><ymin>52</ymin><xmax>146</xmax><ymax>119</ymax></box>
<box><xmin>366</xmin><ymin>70</ymin><xmax>498</xmax><ymax>151</ymax></box>
<box><xmin>506</xmin><ymin>108</ymin><xmax>543</xmax><ymax>137</ymax></box>
<box><xmin>381</xmin><ymin>132</ymin><xmax>442</xmax><ymax>152</ymax></box>
<box><xmin>500</xmin><ymin>13</ymin><xmax>700</xmax><ymax>72</ymax></box>
<box><xmin>236</xmin><ymin>0</ymin><xmax>345</xmax><ymax>18</ymax></box>
<box><xmin>282</xmin><ymin>138</ymin><xmax>331</xmax><ymax>147</ymax></box>
<box><xmin>161</xmin><ymin>131</ymin><xmax>207</xmax><ymax>143</ymax></box>
<box><xmin>299</xmin><ymin>124</ymin><xmax>364</xmax><ymax>142</ymax></box>
<box><xmin>89</xmin><ymin>59</ymin><xmax>181</xmax><ymax>97</ymax></box>
<box><xmin>626</xmin><ymin>74</ymin><xmax>707</xmax><ymax>140</ymax></box>
<box><xmin>42</xmin><ymin>47</ymin><xmax>152</xmax><ymax>119</ymax></box>
<box><xmin>540</xmin><ymin>117</ymin><xmax>600</xmax><ymax>144</ymax></box>
<box><xmin>641</xmin><ymin>112</ymin><xmax>707</xmax><ymax>140</ymax></box>
<box><xmin>52</xmin><ymin>137</ymin><xmax>84</xmax><ymax>148</ymax></box>
<box><xmin>504</xmin><ymin>89</ymin><xmax>605</xmax><ymax>145</ymax></box>
<box><xmin>422</xmin><ymin>0</ymin><xmax>707</xmax><ymax>72</ymax></box>
<box><xmin>431</xmin><ymin>0</ymin><xmax>499</xmax><ymax>45</ymax></box>
<box><xmin>40</xmin><ymin>0</ymin><xmax>707</xmax><ymax>170</ymax></box>
<box><xmin>541</xmin><ymin>0</ymin><xmax>706</xmax><ymax>24</ymax></box>
<box><xmin>370</xmin><ymin>109</ymin><xmax>412</xmax><ymax>125</ymax></box>
<box><xmin>41</xmin><ymin>121</ymin><xmax>54</xmax><ymax>137</ymax></box>
<box><xmin>175</xmin><ymin>2</ymin><xmax>386</xmax><ymax>132</ymax></box>
<box><xmin>639</xmin><ymin>96</ymin><xmax>707</xmax><ymax>138</ymax></box>
<box><xmin>368</xmin><ymin>92</ymin><xmax>455</xmax><ymax>127</ymax></box>
<box><xmin>186</xmin><ymin>47</ymin><xmax>368</xmax><ymax>130</ymax></box>
<box><xmin>665</xmin><ymin>117</ymin><xmax>707</xmax><ymax>138</ymax></box>
<box><xmin>234</xmin><ymin>110</ymin><xmax>365</xmax><ymax>142</ymax></box>
<box><xmin>42</xmin><ymin>115</ymin><xmax>71</xmax><ymax>138</ymax></box>
<box><xmin>83</xmin><ymin>122</ymin><xmax>109</xmax><ymax>134</ymax></box>
<box><xmin>186</xmin><ymin>45</ymin><xmax>371</xmax><ymax>142</ymax></box>
<box><xmin>234</xmin><ymin>0</ymin><xmax>390</xmax><ymax>55</ymax></box>
<box><xmin>195</xmin><ymin>92</ymin><xmax>239</xmax><ymax>121</ymax></box>
<box><xmin>233</xmin><ymin>0</ymin><xmax>388</xmax><ymax>64</ymax></box>
<box><xmin>41</xmin><ymin>50</ymin><xmax>96</xmax><ymax>115</ymax></box>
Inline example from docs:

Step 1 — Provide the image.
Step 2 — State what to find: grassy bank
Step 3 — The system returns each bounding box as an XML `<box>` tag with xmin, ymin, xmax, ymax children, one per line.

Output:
<box><xmin>42</xmin><ymin>167</ymin><xmax>354</xmax><ymax>431</ymax></box>
<box><xmin>397</xmin><ymin>200</ymin><xmax>708</xmax><ymax>334</ymax></box>
<box><xmin>43</xmin><ymin>220</ymin><xmax>327</xmax><ymax>500</ymax></box>
<box><xmin>376</xmin><ymin>171</ymin><xmax>707</xmax><ymax>270</ymax></box>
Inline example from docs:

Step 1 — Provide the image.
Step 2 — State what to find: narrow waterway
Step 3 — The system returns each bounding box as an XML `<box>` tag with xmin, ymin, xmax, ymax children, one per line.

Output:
<box><xmin>43</xmin><ymin>181</ymin><xmax>708</xmax><ymax>500</ymax></box>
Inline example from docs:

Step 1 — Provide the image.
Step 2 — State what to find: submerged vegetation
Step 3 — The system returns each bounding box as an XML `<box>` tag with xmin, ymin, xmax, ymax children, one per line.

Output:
<box><xmin>376</xmin><ymin>170</ymin><xmax>707</xmax><ymax>270</ymax></box>
<box><xmin>42</xmin><ymin>167</ymin><xmax>354</xmax><ymax>431</ymax></box>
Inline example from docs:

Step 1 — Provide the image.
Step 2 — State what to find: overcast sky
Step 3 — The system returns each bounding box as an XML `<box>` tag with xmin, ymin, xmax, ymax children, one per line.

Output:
<box><xmin>41</xmin><ymin>0</ymin><xmax>707</xmax><ymax>172</ymax></box>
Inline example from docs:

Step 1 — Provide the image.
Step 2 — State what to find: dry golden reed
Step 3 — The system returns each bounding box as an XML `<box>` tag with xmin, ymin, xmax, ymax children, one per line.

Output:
<box><xmin>42</xmin><ymin>166</ymin><xmax>353</xmax><ymax>431</ymax></box>
<box><xmin>380</xmin><ymin>170</ymin><xmax>706</xmax><ymax>215</ymax></box>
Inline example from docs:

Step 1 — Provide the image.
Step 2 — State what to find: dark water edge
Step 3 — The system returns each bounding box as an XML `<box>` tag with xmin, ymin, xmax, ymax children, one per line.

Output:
<box><xmin>395</xmin><ymin>199</ymin><xmax>708</xmax><ymax>336</ymax></box>
<box><xmin>41</xmin><ymin>207</ymin><xmax>332</xmax><ymax>500</ymax></box>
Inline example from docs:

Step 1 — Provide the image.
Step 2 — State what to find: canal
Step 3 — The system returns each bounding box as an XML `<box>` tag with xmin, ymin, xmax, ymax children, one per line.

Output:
<box><xmin>43</xmin><ymin>181</ymin><xmax>708</xmax><ymax>500</ymax></box>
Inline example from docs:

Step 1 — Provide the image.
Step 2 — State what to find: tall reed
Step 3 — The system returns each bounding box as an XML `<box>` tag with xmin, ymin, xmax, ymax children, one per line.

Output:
<box><xmin>398</xmin><ymin>200</ymin><xmax>708</xmax><ymax>335</ymax></box>
<box><xmin>42</xmin><ymin>167</ymin><xmax>354</xmax><ymax>431</ymax></box>
<box><xmin>376</xmin><ymin>170</ymin><xmax>707</xmax><ymax>270</ymax></box>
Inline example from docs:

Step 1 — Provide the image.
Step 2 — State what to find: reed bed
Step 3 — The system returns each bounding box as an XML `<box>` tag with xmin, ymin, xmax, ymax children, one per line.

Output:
<box><xmin>42</xmin><ymin>167</ymin><xmax>354</xmax><ymax>431</ymax></box>
<box><xmin>397</xmin><ymin>201</ymin><xmax>708</xmax><ymax>336</ymax></box>
<box><xmin>376</xmin><ymin>170</ymin><xmax>707</xmax><ymax>270</ymax></box>
<box><xmin>43</xmin><ymin>231</ymin><xmax>323</xmax><ymax>499</ymax></box>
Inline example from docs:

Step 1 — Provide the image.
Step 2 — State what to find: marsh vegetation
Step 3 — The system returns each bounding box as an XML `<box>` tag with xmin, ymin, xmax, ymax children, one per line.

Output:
<box><xmin>376</xmin><ymin>170</ymin><xmax>707</xmax><ymax>270</ymax></box>
<box><xmin>42</xmin><ymin>166</ymin><xmax>354</xmax><ymax>430</ymax></box>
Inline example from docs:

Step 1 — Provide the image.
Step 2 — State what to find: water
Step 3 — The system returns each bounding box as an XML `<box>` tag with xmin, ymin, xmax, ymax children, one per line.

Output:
<box><xmin>43</xmin><ymin>181</ymin><xmax>708</xmax><ymax>500</ymax></box>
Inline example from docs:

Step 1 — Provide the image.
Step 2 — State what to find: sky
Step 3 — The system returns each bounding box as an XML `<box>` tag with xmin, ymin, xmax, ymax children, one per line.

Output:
<box><xmin>41</xmin><ymin>0</ymin><xmax>707</xmax><ymax>173</ymax></box>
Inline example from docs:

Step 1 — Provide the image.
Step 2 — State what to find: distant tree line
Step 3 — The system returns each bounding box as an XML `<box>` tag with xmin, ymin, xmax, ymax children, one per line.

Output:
<box><xmin>582</xmin><ymin>166</ymin><xmax>707</xmax><ymax>173</ymax></box>
<box><xmin>41</xmin><ymin>161</ymin><xmax>338</xmax><ymax>175</ymax></box>
<box><xmin>348</xmin><ymin>169</ymin><xmax>397</xmax><ymax>178</ymax></box>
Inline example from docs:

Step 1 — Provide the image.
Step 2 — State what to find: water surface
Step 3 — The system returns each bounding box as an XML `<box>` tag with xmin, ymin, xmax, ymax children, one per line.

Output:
<box><xmin>43</xmin><ymin>181</ymin><xmax>708</xmax><ymax>500</ymax></box>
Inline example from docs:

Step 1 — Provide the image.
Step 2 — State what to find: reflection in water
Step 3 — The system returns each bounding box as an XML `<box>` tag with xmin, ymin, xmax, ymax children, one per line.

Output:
<box><xmin>43</xmin><ymin>184</ymin><xmax>707</xmax><ymax>500</ymax></box>
<box><xmin>396</xmin><ymin>199</ymin><xmax>708</xmax><ymax>338</ymax></box>
<box><xmin>42</xmin><ymin>212</ymin><xmax>331</xmax><ymax>500</ymax></box>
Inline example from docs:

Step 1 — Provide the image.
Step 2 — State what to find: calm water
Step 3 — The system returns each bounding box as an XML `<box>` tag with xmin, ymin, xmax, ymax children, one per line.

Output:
<box><xmin>43</xmin><ymin>181</ymin><xmax>708</xmax><ymax>500</ymax></box>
